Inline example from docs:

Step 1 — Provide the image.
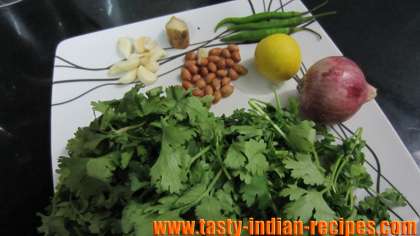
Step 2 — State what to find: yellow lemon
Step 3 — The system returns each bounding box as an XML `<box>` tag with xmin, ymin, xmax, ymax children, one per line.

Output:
<box><xmin>255</xmin><ymin>34</ymin><xmax>301</xmax><ymax>83</ymax></box>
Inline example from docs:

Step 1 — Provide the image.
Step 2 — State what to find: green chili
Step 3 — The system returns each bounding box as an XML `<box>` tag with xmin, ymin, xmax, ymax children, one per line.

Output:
<box><xmin>221</xmin><ymin>27</ymin><xmax>321</xmax><ymax>43</ymax></box>
<box><xmin>214</xmin><ymin>0</ymin><xmax>329</xmax><ymax>31</ymax></box>
<box><xmin>221</xmin><ymin>28</ymin><xmax>294</xmax><ymax>42</ymax></box>
<box><xmin>227</xmin><ymin>11</ymin><xmax>336</xmax><ymax>31</ymax></box>
<box><xmin>215</xmin><ymin>11</ymin><xmax>300</xmax><ymax>32</ymax></box>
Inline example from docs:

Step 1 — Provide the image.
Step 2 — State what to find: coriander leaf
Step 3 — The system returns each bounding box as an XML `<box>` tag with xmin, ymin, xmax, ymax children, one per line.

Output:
<box><xmin>279</xmin><ymin>184</ymin><xmax>307</xmax><ymax>201</ymax></box>
<box><xmin>284</xmin><ymin>191</ymin><xmax>335</xmax><ymax>222</ymax></box>
<box><xmin>162</xmin><ymin>123</ymin><xmax>195</xmax><ymax>147</ymax></box>
<box><xmin>57</xmin><ymin>157</ymin><xmax>88</xmax><ymax>192</ymax></box>
<box><xmin>240</xmin><ymin>176</ymin><xmax>270</xmax><ymax>209</ymax></box>
<box><xmin>286</xmin><ymin>121</ymin><xmax>316</xmax><ymax>153</ymax></box>
<box><xmin>230</xmin><ymin>125</ymin><xmax>263</xmax><ymax>139</ymax></box>
<box><xmin>128</xmin><ymin>174</ymin><xmax>148</xmax><ymax>192</ymax></box>
<box><xmin>346</xmin><ymin>163</ymin><xmax>373</xmax><ymax>188</ymax></box>
<box><xmin>122</xmin><ymin>202</ymin><xmax>181</xmax><ymax>236</ymax></box>
<box><xmin>379</xmin><ymin>188</ymin><xmax>406</xmax><ymax>208</ymax></box>
<box><xmin>150</xmin><ymin>123</ymin><xmax>193</xmax><ymax>193</ymax></box>
<box><xmin>120</xmin><ymin>150</ymin><xmax>134</xmax><ymax>169</ymax></box>
<box><xmin>244</xmin><ymin>140</ymin><xmax>269</xmax><ymax>176</ymax></box>
<box><xmin>237</xmin><ymin>169</ymin><xmax>252</xmax><ymax>184</ymax></box>
<box><xmin>175</xmin><ymin>184</ymin><xmax>207</xmax><ymax>207</ymax></box>
<box><xmin>37</xmin><ymin>215</ymin><xmax>70</xmax><ymax>236</ymax></box>
<box><xmin>358</xmin><ymin>187</ymin><xmax>406</xmax><ymax>222</ymax></box>
<box><xmin>150</xmin><ymin>144</ymin><xmax>187</xmax><ymax>193</ymax></box>
<box><xmin>284</xmin><ymin>153</ymin><xmax>325</xmax><ymax>186</ymax></box>
<box><xmin>195</xmin><ymin>196</ymin><xmax>224</xmax><ymax>220</ymax></box>
<box><xmin>287</xmin><ymin>97</ymin><xmax>300</xmax><ymax>116</ymax></box>
<box><xmin>86</xmin><ymin>153</ymin><xmax>119</xmax><ymax>183</ymax></box>
<box><xmin>224</xmin><ymin>143</ymin><xmax>246</xmax><ymax>169</ymax></box>
<box><xmin>67</xmin><ymin>128</ymin><xmax>107</xmax><ymax>157</ymax></box>
<box><xmin>215</xmin><ymin>189</ymin><xmax>239</xmax><ymax>216</ymax></box>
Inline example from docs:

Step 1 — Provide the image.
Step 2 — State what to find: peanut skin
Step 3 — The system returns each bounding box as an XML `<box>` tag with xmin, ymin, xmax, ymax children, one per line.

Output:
<box><xmin>221</xmin><ymin>84</ymin><xmax>234</xmax><ymax>97</ymax></box>
<box><xmin>213</xmin><ymin>91</ymin><xmax>222</xmax><ymax>104</ymax></box>
<box><xmin>182</xmin><ymin>81</ymin><xmax>193</xmax><ymax>90</ymax></box>
<box><xmin>181</xmin><ymin>68</ymin><xmax>192</xmax><ymax>81</ymax></box>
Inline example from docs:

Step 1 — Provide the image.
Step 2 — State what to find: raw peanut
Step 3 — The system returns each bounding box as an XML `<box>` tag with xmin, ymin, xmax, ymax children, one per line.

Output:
<box><xmin>186</xmin><ymin>63</ymin><xmax>199</xmax><ymax>75</ymax></box>
<box><xmin>192</xmin><ymin>74</ymin><xmax>201</xmax><ymax>83</ymax></box>
<box><xmin>231</xmin><ymin>51</ymin><xmax>241</xmax><ymax>63</ymax></box>
<box><xmin>205</xmin><ymin>73</ymin><xmax>216</xmax><ymax>84</ymax></box>
<box><xmin>192</xmin><ymin>88</ymin><xmax>204</xmax><ymax>97</ymax></box>
<box><xmin>185</xmin><ymin>52</ymin><xmax>197</xmax><ymax>60</ymax></box>
<box><xmin>196</xmin><ymin>79</ymin><xmax>206</xmax><ymax>89</ymax></box>
<box><xmin>212</xmin><ymin>79</ymin><xmax>221</xmax><ymax>91</ymax></box>
<box><xmin>226</xmin><ymin>58</ymin><xmax>235</xmax><ymax>67</ymax></box>
<box><xmin>221</xmin><ymin>77</ymin><xmax>231</xmax><ymax>86</ymax></box>
<box><xmin>184</xmin><ymin>60</ymin><xmax>196</xmax><ymax>67</ymax></box>
<box><xmin>233</xmin><ymin>64</ymin><xmax>248</xmax><ymax>75</ymax></box>
<box><xmin>221</xmin><ymin>48</ymin><xmax>231</xmax><ymax>58</ymax></box>
<box><xmin>208</xmin><ymin>62</ymin><xmax>217</xmax><ymax>73</ymax></box>
<box><xmin>209</xmin><ymin>48</ymin><xmax>222</xmax><ymax>56</ymax></box>
<box><xmin>216</xmin><ymin>69</ymin><xmax>228</xmax><ymax>78</ymax></box>
<box><xmin>182</xmin><ymin>81</ymin><xmax>193</xmax><ymax>90</ymax></box>
<box><xmin>198</xmin><ymin>58</ymin><xmax>208</xmax><ymax>66</ymax></box>
<box><xmin>221</xmin><ymin>84</ymin><xmax>234</xmax><ymax>97</ymax></box>
<box><xmin>227</xmin><ymin>44</ymin><xmax>240</xmax><ymax>52</ymax></box>
<box><xmin>200</xmin><ymin>67</ymin><xmax>209</xmax><ymax>77</ymax></box>
<box><xmin>217</xmin><ymin>59</ymin><xmax>226</xmax><ymax>69</ymax></box>
<box><xmin>208</xmin><ymin>55</ymin><xmax>221</xmax><ymax>63</ymax></box>
<box><xmin>205</xmin><ymin>85</ymin><xmax>214</xmax><ymax>96</ymax></box>
<box><xmin>181</xmin><ymin>68</ymin><xmax>192</xmax><ymax>81</ymax></box>
<box><xmin>228</xmin><ymin>69</ymin><xmax>239</xmax><ymax>80</ymax></box>
<box><xmin>213</xmin><ymin>91</ymin><xmax>222</xmax><ymax>104</ymax></box>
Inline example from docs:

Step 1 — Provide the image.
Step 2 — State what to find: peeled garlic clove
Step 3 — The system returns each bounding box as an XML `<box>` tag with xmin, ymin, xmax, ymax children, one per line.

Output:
<box><xmin>144</xmin><ymin>60</ymin><xmax>159</xmax><ymax>73</ymax></box>
<box><xmin>117</xmin><ymin>69</ymin><xmax>137</xmax><ymax>84</ymax></box>
<box><xmin>149</xmin><ymin>46</ymin><xmax>167</xmax><ymax>61</ymax></box>
<box><xmin>198</xmin><ymin>48</ymin><xmax>208</xmax><ymax>59</ymax></box>
<box><xmin>137</xmin><ymin>66</ymin><xmax>157</xmax><ymax>85</ymax></box>
<box><xmin>117</xmin><ymin>37</ymin><xmax>133</xmax><ymax>59</ymax></box>
<box><xmin>128</xmin><ymin>53</ymin><xmax>141</xmax><ymax>60</ymax></box>
<box><xmin>134</xmin><ymin>37</ymin><xmax>151</xmax><ymax>53</ymax></box>
<box><xmin>144</xmin><ymin>39</ymin><xmax>158</xmax><ymax>51</ymax></box>
<box><xmin>138</xmin><ymin>53</ymin><xmax>151</xmax><ymax>66</ymax></box>
<box><xmin>108</xmin><ymin>57</ymin><xmax>141</xmax><ymax>76</ymax></box>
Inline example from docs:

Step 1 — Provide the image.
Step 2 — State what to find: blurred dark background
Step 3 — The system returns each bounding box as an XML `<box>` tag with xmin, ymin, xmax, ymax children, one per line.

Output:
<box><xmin>0</xmin><ymin>0</ymin><xmax>419</xmax><ymax>235</ymax></box>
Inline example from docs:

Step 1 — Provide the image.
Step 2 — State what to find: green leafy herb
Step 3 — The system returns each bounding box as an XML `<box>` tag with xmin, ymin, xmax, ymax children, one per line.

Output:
<box><xmin>38</xmin><ymin>86</ymin><xmax>407</xmax><ymax>235</ymax></box>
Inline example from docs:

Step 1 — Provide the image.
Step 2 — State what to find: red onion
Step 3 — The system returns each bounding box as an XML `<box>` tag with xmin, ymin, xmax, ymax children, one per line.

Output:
<box><xmin>299</xmin><ymin>56</ymin><xmax>377</xmax><ymax>124</ymax></box>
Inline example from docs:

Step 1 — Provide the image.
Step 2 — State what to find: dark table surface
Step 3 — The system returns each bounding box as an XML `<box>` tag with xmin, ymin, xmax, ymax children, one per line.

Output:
<box><xmin>1</xmin><ymin>0</ymin><xmax>419</xmax><ymax>234</ymax></box>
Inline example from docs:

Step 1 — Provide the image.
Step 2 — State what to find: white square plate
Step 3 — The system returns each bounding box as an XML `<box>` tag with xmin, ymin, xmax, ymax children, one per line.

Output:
<box><xmin>51</xmin><ymin>0</ymin><xmax>420</xmax><ymax>221</ymax></box>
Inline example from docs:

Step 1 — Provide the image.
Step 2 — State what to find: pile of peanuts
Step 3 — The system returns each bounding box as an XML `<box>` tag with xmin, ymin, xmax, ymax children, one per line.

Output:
<box><xmin>180</xmin><ymin>44</ymin><xmax>248</xmax><ymax>104</ymax></box>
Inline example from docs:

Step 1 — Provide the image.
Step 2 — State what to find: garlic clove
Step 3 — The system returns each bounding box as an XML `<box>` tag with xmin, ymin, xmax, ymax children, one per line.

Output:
<box><xmin>144</xmin><ymin>39</ymin><xmax>158</xmax><ymax>51</ymax></box>
<box><xmin>128</xmin><ymin>53</ymin><xmax>141</xmax><ymax>60</ymax></box>
<box><xmin>117</xmin><ymin>69</ymin><xmax>137</xmax><ymax>84</ymax></box>
<box><xmin>149</xmin><ymin>46</ymin><xmax>167</xmax><ymax>61</ymax></box>
<box><xmin>108</xmin><ymin>57</ymin><xmax>141</xmax><ymax>76</ymax></box>
<box><xmin>134</xmin><ymin>37</ymin><xmax>151</xmax><ymax>53</ymax></box>
<box><xmin>117</xmin><ymin>37</ymin><xmax>133</xmax><ymax>59</ymax></box>
<box><xmin>144</xmin><ymin>60</ymin><xmax>159</xmax><ymax>73</ymax></box>
<box><xmin>137</xmin><ymin>66</ymin><xmax>158</xmax><ymax>85</ymax></box>
<box><xmin>198</xmin><ymin>48</ymin><xmax>208</xmax><ymax>60</ymax></box>
<box><xmin>138</xmin><ymin>53</ymin><xmax>152</xmax><ymax>66</ymax></box>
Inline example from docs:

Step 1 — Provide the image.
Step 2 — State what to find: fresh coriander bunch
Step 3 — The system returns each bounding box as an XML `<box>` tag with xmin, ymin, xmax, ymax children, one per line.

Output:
<box><xmin>38</xmin><ymin>86</ymin><xmax>405</xmax><ymax>236</ymax></box>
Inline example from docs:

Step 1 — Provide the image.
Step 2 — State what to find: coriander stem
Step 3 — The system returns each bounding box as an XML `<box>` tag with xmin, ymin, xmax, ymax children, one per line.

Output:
<box><xmin>178</xmin><ymin>170</ymin><xmax>223</xmax><ymax>212</ymax></box>
<box><xmin>189</xmin><ymin>146</ymin><xmax>210</xmax><ymax>167</ymax></box>
<box><xmin>114</xmin><ymin>122</ymin><xmax>145</xmax><ymax>134</ymax></box>
<box><xmin>249</xmin><ymin>99</ymin><xmax>288</xmax><ymax>142</ymax></box>
<box><xmin>216</xmin><ymin>137</ymin><xmax>232</xmax><ymax>180</ymax></box>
